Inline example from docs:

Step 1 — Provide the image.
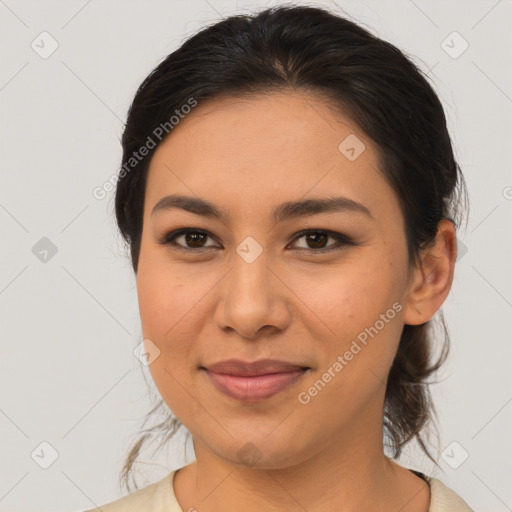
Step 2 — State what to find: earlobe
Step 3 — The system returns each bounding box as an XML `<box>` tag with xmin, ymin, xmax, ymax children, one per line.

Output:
<box><xmin>402</xmin><ymin>219</ymin><xmax>457</xmax><ymax>326</ymax></box>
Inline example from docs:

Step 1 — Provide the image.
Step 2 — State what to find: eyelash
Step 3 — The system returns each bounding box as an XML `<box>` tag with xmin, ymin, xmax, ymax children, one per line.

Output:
<box><xmin>158</xmin><ymin>228</ymin><xmax>355</xmax><ymax>254</ymax></box>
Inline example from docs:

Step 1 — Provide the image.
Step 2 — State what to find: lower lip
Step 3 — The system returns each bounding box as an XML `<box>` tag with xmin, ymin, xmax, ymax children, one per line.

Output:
<box><xmin>203</xmin><ymin>368</ymin><xmax>309</xmax><ymax>401</ymax></box>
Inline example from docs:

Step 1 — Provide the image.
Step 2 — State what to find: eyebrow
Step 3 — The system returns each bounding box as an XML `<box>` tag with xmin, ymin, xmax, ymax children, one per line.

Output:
<box><xmin>151</xmin><ymin>194</ymin><xmax>374</xmax><ymax>222</ymax></box>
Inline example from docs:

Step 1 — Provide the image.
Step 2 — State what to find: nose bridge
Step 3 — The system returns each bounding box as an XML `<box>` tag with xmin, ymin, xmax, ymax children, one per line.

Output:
<box><xmin>215</xmin><ymin>245</ymin><xmax>289</xmax><ymax>337</ymax></box>
<box><xmin>229</xmin><ymin>246</ymin><xmax>274</xmax><ymax>307</ymax></box>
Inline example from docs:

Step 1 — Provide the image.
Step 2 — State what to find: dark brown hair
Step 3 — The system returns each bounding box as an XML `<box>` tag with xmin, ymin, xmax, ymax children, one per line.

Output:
<box><xmin>114</xmin><ymin>3</ymin><xmax>468</xmax><ymax>491</ymax></box>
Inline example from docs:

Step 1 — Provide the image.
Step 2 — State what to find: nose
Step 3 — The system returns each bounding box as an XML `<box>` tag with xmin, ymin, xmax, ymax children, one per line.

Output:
<box><xmin>213</xmin><ymin>251</ymin><xmax>292</xmax><ymax>340</ymax></box>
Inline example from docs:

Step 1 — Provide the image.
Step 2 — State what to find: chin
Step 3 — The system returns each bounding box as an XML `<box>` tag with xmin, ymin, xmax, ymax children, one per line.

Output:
<box><xmin>203</xmin><ymin>433</ymin><xmax>312</xmax><ymax>471</ymax></box>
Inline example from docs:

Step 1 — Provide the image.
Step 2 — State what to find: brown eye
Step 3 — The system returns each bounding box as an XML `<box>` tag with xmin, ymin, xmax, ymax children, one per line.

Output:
<box><xmin>183</xmin><ymin>231</ymin><xmax>208</xmax><ymax>248</ymax></box>
<box><xmin>304</xmin><ymin>232</ymin><xmax>329</xmax><ymax>249</ymax></box>
<box><xmin>290</xmin><ymin>230</ymin><xmax>354</xmax><ymax>253</ymax></box>
<box><xmin>159</xmin><ymin>229</ymin><xmax>220</xmax><ymax>251</ymax></box>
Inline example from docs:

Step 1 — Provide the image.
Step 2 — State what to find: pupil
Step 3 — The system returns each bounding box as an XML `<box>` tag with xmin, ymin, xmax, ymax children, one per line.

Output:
<box><xmin>186</xmin><ymin>232</ymin><xmax>206</xmax><ymax>247</ymax></box>
<box><xmin>307</xmin><ymin>232</ymin><xmax>327</xmax><ymax>249</ymax></box>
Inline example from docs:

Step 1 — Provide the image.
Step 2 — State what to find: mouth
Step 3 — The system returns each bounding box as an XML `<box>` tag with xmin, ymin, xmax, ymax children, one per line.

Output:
<box><xmin>200</xmin><ymin>359</ymin><xmax>311</xmax><ymax>402</ymax></box>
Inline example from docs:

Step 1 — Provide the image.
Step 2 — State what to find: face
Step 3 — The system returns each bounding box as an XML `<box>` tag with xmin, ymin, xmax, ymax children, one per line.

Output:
<box><xmin>136</xmin><ymin>91</ymin><xmax>415</xmax><ymax>469</ymax></box>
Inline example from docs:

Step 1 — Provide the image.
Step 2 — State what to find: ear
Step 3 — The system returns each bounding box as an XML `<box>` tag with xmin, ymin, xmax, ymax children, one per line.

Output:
<box><xmin>402</xmin><ymin>219</ymin><xmax>458</xmax><ymax>326</ymax></box>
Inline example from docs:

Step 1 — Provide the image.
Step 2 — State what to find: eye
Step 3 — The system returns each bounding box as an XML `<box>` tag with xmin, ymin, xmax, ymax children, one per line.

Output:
<box><xmin>288</xmin><ymin>230</ymin><xmax>354</xmax><ymax>253</ymax></box>
<box><xmin>158</xmin><ymin>229</ymin><xmax>219</xmax><ymax>251</ymax></box>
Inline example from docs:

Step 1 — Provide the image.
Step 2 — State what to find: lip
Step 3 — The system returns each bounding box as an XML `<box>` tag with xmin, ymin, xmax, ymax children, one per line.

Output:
<box><xmin>201</xmin><ymin>359</ymin><xmax>310</xmax><ymax>402</ymax></box>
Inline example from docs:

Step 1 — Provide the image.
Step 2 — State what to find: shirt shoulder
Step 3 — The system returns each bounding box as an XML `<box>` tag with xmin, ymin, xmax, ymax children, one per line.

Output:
<box><xmin>82</xmin><ymin>470</ymin><xmax>183</xmax><ymax>512</ymax></box>
<box><xmin>427</xmin><ymin>476</ymin><xmax>475</xmax><ymax>512</ymax></box>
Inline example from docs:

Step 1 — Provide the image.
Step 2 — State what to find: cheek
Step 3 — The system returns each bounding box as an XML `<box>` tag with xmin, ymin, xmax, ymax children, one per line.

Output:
<box><xmin>299</xmin><ymin>260</ymin><xmax>397</xmax><ymax>336</ymax></box>
<box><xmin>298</xmin><ymin>254</ymin><xmax>405</xmax><ymax>385</ymax></box>
<box><xmin>136</xmin><ymin>263</ymin><xmax>203</xmax><ymax>420</ymax></box>
<box><xmin>296</xmin><ymin>281</ymin><xmax>404</xmax><ymax>430</ymax></box>
<box><xmin>136</xmin><ymin>262</ymin><xmax>194</xmax><ymax>375</ymax></box>
<box><xmin>136</xmin><ymin>248</ymin><xmax>206</xmax><ymax>339</ymax></box>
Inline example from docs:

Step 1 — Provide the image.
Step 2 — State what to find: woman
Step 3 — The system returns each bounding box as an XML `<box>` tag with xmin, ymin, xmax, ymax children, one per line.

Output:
<box><xmin>87</xmin><ymin>4</ymin><xmax>473</xmax><ymax>511</ymax></box>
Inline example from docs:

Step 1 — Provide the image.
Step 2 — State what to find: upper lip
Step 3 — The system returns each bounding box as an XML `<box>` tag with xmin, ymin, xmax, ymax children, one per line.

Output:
<box><xmin>203</xmin><ymin>359</ymin><xmax>310</xmax><ymax>376</ymax></box>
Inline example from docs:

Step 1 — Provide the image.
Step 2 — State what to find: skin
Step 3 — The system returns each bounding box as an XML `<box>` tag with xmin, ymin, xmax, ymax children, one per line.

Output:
<box><xmin>136</xmin><ymin>91</ymin><xmax>457</xmax><ymax>512</ymax></box>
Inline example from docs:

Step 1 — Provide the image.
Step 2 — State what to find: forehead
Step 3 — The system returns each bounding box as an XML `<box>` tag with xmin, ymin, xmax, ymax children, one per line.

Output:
<box><xmin>144</xmin><ymin>91</ymin><xmax>400</xmax><ymax>225</ymax></box>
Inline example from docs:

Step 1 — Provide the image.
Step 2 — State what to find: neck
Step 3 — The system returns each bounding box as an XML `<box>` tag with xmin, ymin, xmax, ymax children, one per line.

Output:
<box><xmin>173</xmin><ymin>422</ymin><xmax>429</xmax><ymax>512</ymax></box>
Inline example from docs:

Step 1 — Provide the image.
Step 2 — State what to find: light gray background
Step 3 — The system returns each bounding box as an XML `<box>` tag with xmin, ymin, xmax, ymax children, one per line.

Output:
<box><xmin>1</xmin><ymin>0</ymin><xmax>511</xmax><ymax>511</ymax></box>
